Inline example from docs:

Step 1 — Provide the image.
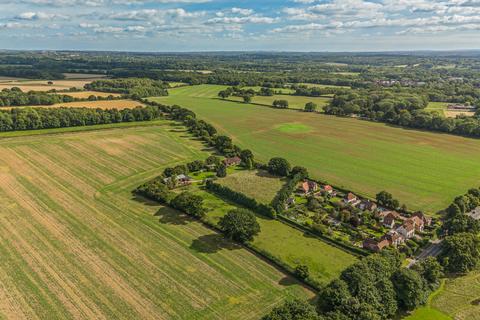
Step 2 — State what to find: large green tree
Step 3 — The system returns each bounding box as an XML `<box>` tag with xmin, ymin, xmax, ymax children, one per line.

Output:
<box><xmin>218</xmin><ymin>208</ymin><xmax>260</xmax><ymax>243</ymax></box>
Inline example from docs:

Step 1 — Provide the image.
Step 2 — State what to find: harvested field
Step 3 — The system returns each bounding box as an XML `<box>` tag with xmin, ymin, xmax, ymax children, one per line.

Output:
<box><xmin>4</xmin><ymin>99</ymin><xmax>144</xmax><ymax>110</ymax></box>
<box><xmin>0</xmin><ymin>80</ymin><xmax>92</xmax><ymax>92</ymax></box>
<box><xmin>61</xmin><ymin>91</ymin><xmax>122</xmax><ymax>99</ymax></box>
<box><xmin>0</xmin><ymin>123</ymin><xmax>312</xmax><ymax>319</ymax></box>
<box><xmin>150</xmin><ymin>84</ymin><xmax>480</xmax><ymax>213</ymax></box>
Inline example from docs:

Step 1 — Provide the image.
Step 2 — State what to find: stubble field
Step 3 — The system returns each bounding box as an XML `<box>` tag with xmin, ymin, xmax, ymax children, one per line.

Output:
<box><xmin>151</xmin><ymin>84</ymin><xmax>480</xmax><ymax>212</ymax></box>
<box><xmin>0</xmin><ymin>123</ymin><xmax>312</xmax><ymax>319</ymax></box>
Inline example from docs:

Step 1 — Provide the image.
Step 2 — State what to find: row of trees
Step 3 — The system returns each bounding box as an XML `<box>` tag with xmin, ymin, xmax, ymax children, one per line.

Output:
<box><xmin>0</xmin><ymin>88</ymin><xmax>80</xmax><ymax>107</ymax></box>
<box><xmin>0</xmin><ymin>105</ymin><xmax>160</xmax><ymax>132</ymax></box>
<box><xmin>324</xmin><ymin>90</ymin><xmax>480</xmax><ymax>137</ymax></box>
<box><xmin>85</xmin><ymin>78</ymin><xmax>169</xmax><ymax>98</ymax></box>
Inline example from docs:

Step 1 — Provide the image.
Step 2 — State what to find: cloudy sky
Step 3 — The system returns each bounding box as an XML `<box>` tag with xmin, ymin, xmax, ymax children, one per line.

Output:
<box><xmin>1</xmin><ymin>0</ymin><xmax>480</xmax><ymax>52</ymax></box>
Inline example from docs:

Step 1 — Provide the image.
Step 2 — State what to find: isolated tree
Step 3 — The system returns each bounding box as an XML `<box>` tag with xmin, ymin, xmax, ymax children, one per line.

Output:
<box><xmin>219</xmin><ymin>208</ymin><xmax>260</xmax><ymax>243</ymax></box>
<box><xmin>240</xmin><ymin>149</ymin><xmax>254</xmax><ymax>164</ymax></box>
<box><xmin>243</xmin><ymin>95</ymin><xmax>252</xmax><ymax>103</ymax></box>
<box><xmin>304</xmin><ymin>102</ymin><xmax>318</xmax><ymax>112</ymax></box>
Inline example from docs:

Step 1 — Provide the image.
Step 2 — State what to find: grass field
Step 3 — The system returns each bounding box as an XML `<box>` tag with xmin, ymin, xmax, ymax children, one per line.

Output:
<box><xmin>404</xmin><ymin>280</ymin><xmax>451</xmax><ymax>320</ymax></box>
<box><xmin>0</xmin><ymin>80</ymin><xmax>93</xmax><ymax>92</ymax></box>
<box><xmin>0</xmin><ymin>123</ymin><xmax>312</xmax><ymax>319</ymax></box>
<box><xmin>189</xmin><ymin>185</ymin><xmax>358</xmax><ymax>285</ymax></box>
<box><xmin>4</xmin><ymin>99</ymin><xmax>144</xmax><ymax>110</ymax></box>
<box><xmin>428</xmin><ymin>272</ymin><xmax>480</xmax><ymax>320</ymax></box>
<box><xmin>150</xmin><ymin>84</ymin><xmax>480</xmax><ymax>212</ymax></box>
<box><xmin>218</xmin><ymin>169</ymin><xmax>286</xmax><ymax>204</ymax></box>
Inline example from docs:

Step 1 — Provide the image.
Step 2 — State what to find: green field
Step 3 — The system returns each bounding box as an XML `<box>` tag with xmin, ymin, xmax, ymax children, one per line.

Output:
<box><xmin>425</xmin><ymin>102</ymin><xmax>449</xmax><ymax>116</ymax></box>
<box><xmin>229</xmin><ymin>94</ymin><xmax>331</xmax><ymax>110</ymax></box>
<box><xmin>189</xmin><ymin>184</ymin><xmax>358</xmax><ymax>285</ymax></box>
<box><xmin>151</xmin><ymin>84</ymin><xmax>480</xmax><ymax>212</ymax></box>
<box><xmin>428</xmin><ymin>272</ymin><xmax>480</xmax><ymax>320</ymax></box>
<box><xmin>0</xmin><ymin>123</ymin><xmax>313</xmax><ymax>319</ymax></box>
<box><xmin>218</xmin><ymin>169</ymin><xmax>286</xmax><ymax>204</ymax></box>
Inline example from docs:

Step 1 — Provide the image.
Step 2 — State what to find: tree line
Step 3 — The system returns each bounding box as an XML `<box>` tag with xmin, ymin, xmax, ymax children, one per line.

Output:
<box><xmin>85</xmin><ymin>78</ymin><xmax>169</xmax><ymax>98</ymax></box>
<box><xmin>0</xmin><ymin>105</ymin><xmax>161</xmax><ymax>132</ymax></box>
<box><xmin>324</xmin><ymin>89</ymin><xmax>480</xmax><ymax>138</ymax></box>
<box><xmin>0</xmin><ymin>88</ymin><xmax>91</xmax><ymax>107</ymax></box>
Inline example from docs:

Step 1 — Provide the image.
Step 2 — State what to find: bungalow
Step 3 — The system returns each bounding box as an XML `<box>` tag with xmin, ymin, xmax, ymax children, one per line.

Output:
<box><xmin>223</xmin><ymin>156</ymin><xmax>242</xmax><ymax>167</ymax></box>
<box><xmin>299</xmin><ymin>180</ymin><xmax>318</xmax><ymax>194</ymax></box>
<box><xmin>397</xmin><ymin>221</ymin><xmax>415</xmax><ymax>239</ymax></box>
<box><xmin>363</xmin><ymin>238</ymin><xmax>390</xmax><ymax>252</ymax></box>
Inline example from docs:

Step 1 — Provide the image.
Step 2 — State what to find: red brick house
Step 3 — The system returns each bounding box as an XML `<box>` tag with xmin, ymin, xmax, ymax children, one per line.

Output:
<box><xmin>223</xmin><ymin>156</ymin><xmax>241</xmax><ymax>167</ymax></box>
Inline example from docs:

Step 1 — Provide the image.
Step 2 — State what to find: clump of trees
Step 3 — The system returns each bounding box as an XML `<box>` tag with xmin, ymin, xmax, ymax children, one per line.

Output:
<box><xmin>273</xmin><ymin>100</ymin><xmax>289</xmax><ymax>109</ymax></box>
<box><xmin>317</xmin><ymin>251</ymin><xmax>443</xmax><ymax>320</ymax></box>
<box><xmin>267</xmin><ymin>157</ymin><xmax>291</xmax><ymax>176</ymax></box>
<box><xmin>376</xmin><ymin>191</ymin><xmax>400</xmax><ymax>209</ymax></box>
<box><xmin>262</xmin><ymin>299</ymin><xmax>321</xmax><ymax>320</ymax></box>
<box><xmin>304</xmin><ymin>102</ymin><xmax>317</xmax><ymax>112</ymax></box>
<box><xmin>271</xmin><ymin>167</ymin><xmax>308</xmax><ymax>213</ymax></box>
<box><xmin>85</xmin><ymin>78</ymin><xmax>168</xmax><ymax>98</ymax></box>
<box><xmin>170</xmin><ymin>192</ymin><xmax>206</xmax><ymax>218</ymax></box>
<box><xmin>219</xmin><ymin>208</ymin><xmax>260</xmax><ymax>243</ymax></box>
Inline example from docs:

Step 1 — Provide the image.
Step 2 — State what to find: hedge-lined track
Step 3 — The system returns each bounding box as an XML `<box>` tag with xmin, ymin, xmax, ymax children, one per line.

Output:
<box><xmin>0</xmin><ymin>123</ymin><xmax>312</xmax><ymax>319</ymax></box>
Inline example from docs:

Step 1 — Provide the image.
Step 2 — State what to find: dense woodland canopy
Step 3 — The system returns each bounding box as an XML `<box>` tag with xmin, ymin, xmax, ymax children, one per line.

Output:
<box><xmin>84</xmin><ymin>78</ymin><xmax>168</xmax><ymax>97</ymax></box>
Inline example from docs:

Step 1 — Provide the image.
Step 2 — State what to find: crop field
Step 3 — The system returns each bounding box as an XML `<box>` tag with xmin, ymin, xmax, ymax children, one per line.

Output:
<box><xmin>4</xmin><ymin>99</ymin><xmax>144</xmax><ymax>111</ymax></box>
<box><xmin>0</xmin><ymin>123</ymin><xmax>312</xmax><ymax>319</ymax></box>
<box><xmin>190</xmin><ymin>185</ymin><xmax>358</xmax><ymax>285</ymax></box>
<box><xmin>151</xmin><ymin>84</ymin><xmax>480</xmax><ymax>212</ymax></box>
<box><xmin>218</xmin><ymin>169</ymin><xmax>286</xmax><ymax>204</ymax></box>
<box><xmin>0</xmin><ymin>80</ymin><xmax>93</xmax><ymax>92</ymax></box>
<box><xmin>61</xmin><ymin>91</ymin><xmax>122</xmax><ymax>98</ymax></box>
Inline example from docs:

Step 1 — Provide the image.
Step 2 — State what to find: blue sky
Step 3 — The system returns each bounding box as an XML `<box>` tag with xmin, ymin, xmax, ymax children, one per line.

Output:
<box><xmin>1</xmin><ymin>0</ymin><xmax>480</xmax><ymax>52</ymax></box>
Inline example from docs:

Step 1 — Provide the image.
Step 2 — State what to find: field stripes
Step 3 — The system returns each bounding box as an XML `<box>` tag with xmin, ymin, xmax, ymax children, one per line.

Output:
<box><xmin>0</xmin><ymin>124</ymin><xmax>312</xmax><ymax>319</ymax></box>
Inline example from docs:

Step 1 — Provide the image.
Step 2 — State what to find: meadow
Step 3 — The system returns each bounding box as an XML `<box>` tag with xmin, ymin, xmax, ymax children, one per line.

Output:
<box><xmin>151</xmin><ymin>84</ymin><xmax>480</xmax><ymax>212</ymax></box>
<box><xmin>189</xmin><ymin>184</ymin><xmax>358</xmax><ymax>285</ymax></box>
<box><xmin>218</xmin><ymin>169</ymin><xmax>286</xmax><ymax>204</ymax></box>
<box><xmin>0</xmin><ymin>123</ymin><xmax>312</xmax><ymax>319</ymax></box>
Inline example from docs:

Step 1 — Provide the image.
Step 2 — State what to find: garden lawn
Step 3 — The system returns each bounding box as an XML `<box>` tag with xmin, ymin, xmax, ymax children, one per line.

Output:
<box><xmin>151</xmin><ymin>84</ymin><xmax>480</xmax><ymax>213</ymax></box>
<box><xmin>0</xmin><ymin>122</ymin><xmax>312</xmax><ymax>319</ymax></box>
